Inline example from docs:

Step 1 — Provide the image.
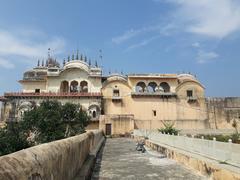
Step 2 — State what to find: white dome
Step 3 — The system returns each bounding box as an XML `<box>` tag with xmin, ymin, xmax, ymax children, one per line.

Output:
<box><xmin>177</xmin><ymin>74</ymin><xmax>197</xmax><ymax>81</ymax></box>
<box><xmin>64</xmin><ymin>60</ymin><xmax>89</xmax><ymax>72</ymax></box>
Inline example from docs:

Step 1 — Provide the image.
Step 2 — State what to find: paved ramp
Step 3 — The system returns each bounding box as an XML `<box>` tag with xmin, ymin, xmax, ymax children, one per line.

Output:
<box><xmin>91</xmin><ymin>138</ymin><xmax>207</xmax><ymax>180</ymax></box>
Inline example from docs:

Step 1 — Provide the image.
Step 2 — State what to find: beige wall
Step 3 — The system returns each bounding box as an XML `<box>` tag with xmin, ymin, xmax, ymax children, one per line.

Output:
<box><xmin>99</xmin><ymin>115</ymin><xmax>134</xmax><ymax>135</ymax></box>
<box><xmin>0</xmin><ymin>130</ymin><xmax>104</xmax><ymax>180</ymax></box>
<box><xmin>101</xmin><ymin>76</ymin><xmax>209</xmax><ymax>133</ymax></box>
<box><xmin>21</xmin><ymin>81</ymin><xmax>47</xmax><ymax>93</ymax></box>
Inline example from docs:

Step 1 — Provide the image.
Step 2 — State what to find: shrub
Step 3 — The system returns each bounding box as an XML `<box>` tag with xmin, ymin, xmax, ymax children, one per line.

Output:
<box><xmin>158</xmin><ymin>121</ymin><xmax>180</xmax><ymax>135</ymax></box>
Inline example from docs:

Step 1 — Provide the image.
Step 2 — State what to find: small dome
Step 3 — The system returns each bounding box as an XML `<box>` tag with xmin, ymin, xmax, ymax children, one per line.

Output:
<box><xmin>107</xmin><ymin>74</ymin><xmax>127</xmax><ymax>83</ymax></box>
<box><xmin>177</xmin><ymin>74</ymin><xmax>197</xmax><ymax>82</ymax></box>
<box><xmin>64</xmin><ymin>60</ymin><xmax>89</xmax><ymax>72</ymax></box>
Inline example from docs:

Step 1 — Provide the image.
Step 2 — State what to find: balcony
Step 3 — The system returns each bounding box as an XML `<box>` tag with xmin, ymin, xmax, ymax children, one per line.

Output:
<box><xmin>131</xmin><ymin>92</ymin><xmax>177</xmax><ymax>98</ymax></box>
<box><xmin>111</xmin><ymin>96</ymin><xmax>122</xmax><ymax>103</ymax></box>
<box><xmin>187</xmin><ymin>96</ymin><xmax>198</xmax><ymax>102</ymax></box>
<box><xmin>3</xmin><ymin>92</ymin><xmax>102</xmax><ymax>98</ymax></box>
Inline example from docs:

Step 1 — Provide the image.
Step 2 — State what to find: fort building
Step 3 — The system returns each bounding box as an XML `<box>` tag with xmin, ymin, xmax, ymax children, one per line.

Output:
<box><xmin>1</xmin><ymin>53</ymin><xmax>239</xmax><ymax>135</ymax></box>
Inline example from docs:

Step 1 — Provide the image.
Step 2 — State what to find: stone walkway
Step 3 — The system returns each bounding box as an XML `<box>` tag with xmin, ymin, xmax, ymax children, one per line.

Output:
<box><xmin>91</xmin><ymin>138</ymin><xmax>207</xmax><ymax>180</ymax></box>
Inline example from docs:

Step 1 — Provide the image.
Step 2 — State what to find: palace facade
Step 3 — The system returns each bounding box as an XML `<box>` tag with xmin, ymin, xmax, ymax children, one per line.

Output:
<box><xmin>0</xmin><ymin>54</ymin><xmax>237</xmax><ymax>135</ymax></box>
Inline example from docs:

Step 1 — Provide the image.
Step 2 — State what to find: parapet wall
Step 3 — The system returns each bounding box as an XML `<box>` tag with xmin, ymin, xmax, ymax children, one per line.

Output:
<box><xmin>207</xmin><ymin>97</ymin><xmax>240</xmax><ymax>130</ymax></box>
<box><xmin>134</xmin><ymin>129</ymin><xmax>240</xmax><ymax>179</ymax></box>
<box><xmin>0</xmin><ymin>130</ymin><xmax>104</xmax><ymax>180</ymax></box>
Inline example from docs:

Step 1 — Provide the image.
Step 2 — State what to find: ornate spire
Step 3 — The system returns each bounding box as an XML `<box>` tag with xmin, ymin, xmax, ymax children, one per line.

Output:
<box><xmin>63</xmin><ymin>58</ymin><xmax>66</xmax><ymax>66</ymax></box>
<box><xmin>48</xmin><ymin>48</ymin><xmax>51</xmax><ymax>58</ymax></box>
<box><xmin>37</xmin><ymin>59</ymin><xmax>40</xmax><ymax>66</ymax></box>
<box><xmin>95</xmin><ymin>60</ymin><xmax>98</xmax><ymax>67</ymax></box>
<box><xmin>67</xmin><ymin>55</ymin><xmax>70</xmax><ymax>62</ymax></box>
<box><xmin>84</xmin><ymin>56</ymin><xmax>87</xmax><ymax>62</ymax></box>
<box><xmin>80</xmin><ymin>54</ymin><xmax>83</xmax><ymax>61</ymax></box>
<box><xmin>76</xmin><ymin>50</ymin><xmax>79</xmax><ymax>60</ymax></box>
<box><xmin>45</xmin><ymin>59</ymin><xmax>49</xmax><ymax>67</ymax></box>
<box><xmin>88</xmin><ymin>59</ymin><xmax>91</xmax><ymax>66</ymax></box>
<box><xmin>72</xmin><ymin>54</ymin><xmax>74</xmax><ymax>60</ymax></box>
<box><xmin>42</xmin><ymin>60</ymin><xmax>44</xmax><ymax>67</ymax></box>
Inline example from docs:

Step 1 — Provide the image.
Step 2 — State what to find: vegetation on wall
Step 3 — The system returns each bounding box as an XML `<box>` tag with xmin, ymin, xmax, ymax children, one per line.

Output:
<box><xmin>158</xmin><ymin>121</ymin><xmax>180</xmax><ymax>135</ymax></box>
<box><xmin>0</xmin><ymin>100</ymin><xmax>90</xmax><ymax>156</ymax></box>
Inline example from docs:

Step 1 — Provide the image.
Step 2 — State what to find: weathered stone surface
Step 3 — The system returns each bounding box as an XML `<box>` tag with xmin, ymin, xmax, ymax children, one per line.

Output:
<box><xmin>91</xmin><ymin>138</ymin><xmax>206</xmax><ymax>180</ymax></box>
<box><xmin>145</xmin><ymin>140</ymin><xmax>240</xmax><ymax>180</ymax></box>
<box><xmin>0</xmin><ymin>130</ymin><xmax>104</xmax><ymax>180</ymax></box>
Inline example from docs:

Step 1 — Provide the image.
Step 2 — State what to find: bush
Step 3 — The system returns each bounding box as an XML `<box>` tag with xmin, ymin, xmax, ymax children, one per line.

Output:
<box><xmin>158</xmin><ymin>121</ymin><xmax>180</xmax><ymax>135</ymax></box>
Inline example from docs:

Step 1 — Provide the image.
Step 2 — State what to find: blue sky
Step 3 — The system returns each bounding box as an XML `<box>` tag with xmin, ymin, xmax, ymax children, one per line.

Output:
<box><xmin>0</xmin><ymin>0</ymin><xmax>240</xmax><ymax>96</ymax></box>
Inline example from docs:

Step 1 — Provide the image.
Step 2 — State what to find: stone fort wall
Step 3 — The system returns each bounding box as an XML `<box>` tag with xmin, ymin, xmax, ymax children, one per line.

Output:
<box><xmin>0</xmin><ymin>130</ymin><xmax>104</xmax><ymax>180</ymax></box>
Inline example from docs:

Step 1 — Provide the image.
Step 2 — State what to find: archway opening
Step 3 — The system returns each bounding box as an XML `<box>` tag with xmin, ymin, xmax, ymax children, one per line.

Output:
<box><xmin>80</xmin><ymin>81</ymin><xmax>88</xmax><ymax>93</ymax></box>
<box><xmin>160</xmin><ymin>82</ymin><xmax>170</xmax><ymax>92</ymax></box>
<box><xmin>70</xmin><ymin>81</ymin><xmax>78</xmax><ymax>92</ymax></box>
<box><xmin>60</xmin><ymin>81</ymin><xmax>69</xmax><ymax>93</ymax></box>
<box><xmin>135</xmin><ymin>82</ymin><xmax>146</xmax><ymax>93</ymax></box>
<box><xmin>147</xmin><ymin>82</ymin><xmax>158</xmax><ymax>93</ymax></box>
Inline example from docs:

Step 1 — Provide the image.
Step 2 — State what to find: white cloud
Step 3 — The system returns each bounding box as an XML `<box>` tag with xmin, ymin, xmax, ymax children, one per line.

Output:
<box><xmin>159</xmin><ymin>0</ymin><xmax>240</xmax><ymax>38</ymax></box>
<box><xmin>126</xmin><ymin>36</ymin><xmax>161</xmax><ymax>51</ymax></box>
<box><xmin>196</xmin><ymin>50</ymin><xmax>219</xmax><ymax>64</ymax></box>
<box><xmin>0</xmin><ymin>29</ymin><xmax>66</xmax><ymax>69</ymax></box>
<box><xmin>0</xmin><ymin>58</ymin><xmax>15</xmax><ymax>69</ymax></box>
<box><xmin>111</xmin><ymin>25</ymin><xmax>170</xmax><ymax>44</ymax></box>
<box><xmin>112</xmin><ymin>29</ymin><xmax>142</xmax><ymax>44</ymax></box>
<box><xmin>192</xmin><ymin>42</ymin><xmax>200</xmax><ymax>48</ymax></box>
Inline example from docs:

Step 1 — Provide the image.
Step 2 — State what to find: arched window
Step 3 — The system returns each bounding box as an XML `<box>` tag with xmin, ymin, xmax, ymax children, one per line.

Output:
<box><xmin>60</xmin><ymin>81</ymin><xmax>69</xmax><ymax>93</ymax></box>
<box><xmin>80</xmin><ymin>81</ymin><xmax>88</xmax><ymax>93</ymax></box>
<box><xmin>92</xmin><ymin>111</ymin><xmax>96</xmax><ymax>118</ymax></box>
<box><xmin>70</xmin><ymin>81</ymin><xmax>78</xmax><ymax>92</ymax></box>
<box><xmin>147</xmin><ymin>82</ymin><xmax>158</xmax><ymax>93</ymax></box>
<box><xmin>160</xmin><ymin>82</ymin><xmax>170</xmax><ymax>92</ymax></box>
<box><xmin>88</xmin><ymin>105</ymin><xmax>100</xmax><ymax>119</ymax></box>
<box><xmin>135</xmin><ymin>82</ymin><xmax>146</xmax><ymax>93</ymax></box>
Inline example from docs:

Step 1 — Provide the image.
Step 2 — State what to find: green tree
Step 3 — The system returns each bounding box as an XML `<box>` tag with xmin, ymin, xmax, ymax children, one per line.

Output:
<box><xmin>20</xmin><ymin>100</ymin><xmax>65</xmax><ymax>143</ymax></box>
<box><xmin>0</xmin><ymin>100</ymin><xmax>90</xmax><ymax>156</ymax></box>
<box><xmin>0</xmin><ymin>122</ymin><xmax>30</xmax><ymax>156</ymax></box>
<box><xmin>61</xmin><ymin>103</ymin><xmax>90</xmax><ymax>137</ymax></box>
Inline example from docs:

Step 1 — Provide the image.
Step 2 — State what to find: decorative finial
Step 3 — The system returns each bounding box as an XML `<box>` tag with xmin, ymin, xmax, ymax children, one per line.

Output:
<box><xmin>95</xmin><ymin>60</ymin><xmax>98</xmax><ymax>67</ymax></box>
<box><xmin>63</xmin><ymin>59</ymin><xmax>66</xmax><ymax>66</ymax></box>
<box><xmin>72</xmin><ymin>54</ymin><xmax>74</xmax><ymax>60</ymax></box>
<box><xmin>67</xmin><ymin>55</ymin><xmax>70</xmax><ymax>62</ymax></box>
<box><xmin>109</xmin><ymin>69</ymin><xmax>111</xmax><ymax>74</ymax></box>
<box><xmin>48</xmin><ymin>48</ymin><xmax>51</xmax><ymax>58</ymax></box>
<box><xmin>76</xmin><ymin>50</ymin><xmax>79</xmax><ymax>60</ymax></box>
<box><xmin>80</xmin><ymin>54</ymin><xmax>83</xmax><ymax>60</ymax></box>
<box><xmin>88</xmin><ymin>59</ymin><xmax>91</xmax><ymax>66</ymax></box>
<box><xmin>99</xmin><ymin>49</ymin><xmax>102</xmax><ymax>60</ymax></box>
<box><xmin>121</xmin><ymin>70</ymin><xmax>123</xmax><ymax>75</ymax></box>
<box><xmin>37</xmin><ymin>59</ymin><xmax>40</xmax><ymax>66</ymax></box>
<box><xmin>45</xmin><ymin>59</ymin><xmax>49</xmax><ymax>67</ymax></box>
<box><xmin>42</xmin><ymin>60</ymin><xmax>44</xmax><ymax>67</ymax></box>
<box><xmin>84</xmin><ymin>56</ymin><xmax>87</xmax><ymax>62</ymax></box>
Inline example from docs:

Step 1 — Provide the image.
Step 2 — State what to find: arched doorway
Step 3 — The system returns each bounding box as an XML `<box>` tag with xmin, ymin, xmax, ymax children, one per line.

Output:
<box><xmin>70</xmin><ymin>81</ymin><xmax>78</xmax><ymax>92</ymax></box>
<box><xmin>160</xmin><ymin>82</ymin><xmax>170</xmax><ymax>92</ymax></box>
<box><xmin>60</xmin><ymin>81</ymin><xmax>69</xmax><ymax>93</ymax></box>
<box><xmin>135</xmin><ymin>82</ymin><xmax>146</xmax><ymax>93</ymax></box>
<box><xmin>80</xmin><ymin>81</ymin><xmax>88</xmax><ymax>93</ymax></box>
<box><xmin>88</xmin><ymin>105</ymin><xmax>100</xmax><ymax>120</ymax></box>
<box><xmin>147</xmin><ymin>82</ymin><xmax>158</xmax><ymax>93</ymax></box>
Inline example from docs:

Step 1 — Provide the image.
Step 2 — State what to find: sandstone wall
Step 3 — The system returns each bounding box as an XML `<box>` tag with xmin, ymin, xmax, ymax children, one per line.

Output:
<box><xmin>0</xmin><ymin>130</ymin><xmax>104</xmax><ymax>180</ymax></box>
<box><xmin>207</xmin><ymin>97</ymin><xmax>240</xmax><ymax>130</ymax></box>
